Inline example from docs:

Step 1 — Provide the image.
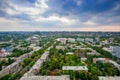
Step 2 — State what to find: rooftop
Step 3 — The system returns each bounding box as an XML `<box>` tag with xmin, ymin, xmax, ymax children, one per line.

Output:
<box><xmin>99</xmin><ymin>76</ymin><xmax>120</xmax><ymax>80</ymax></box>
<box><xmin>62</xmin><ymin>66</ymin><xmax>88</xmax><ymax>71</ymax></box>
<box><xmin>20</xmin><ymin>75</ymin><xmax>70</xmax><ymax>80</ymax></box>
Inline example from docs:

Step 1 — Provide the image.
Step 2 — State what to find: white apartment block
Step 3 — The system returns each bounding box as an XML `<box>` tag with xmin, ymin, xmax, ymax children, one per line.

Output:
<box><xmin>99</xmin><ymin>76</ymin><xmax>120</xmax><ymax>80</ymax></box>
<box><xmin>62</xmin><ymin>66</ymin><xmax>88</xmax><ymax>71</ymax></box>
<box><xmin>20</xmin><ymin>75</ymin><xmax>70</xmax><ymax>80</ymax></box>
<box><xmin>68</xmin><ymin>38</ymin><xmax>75</xmax><ymax>43</ymax></box>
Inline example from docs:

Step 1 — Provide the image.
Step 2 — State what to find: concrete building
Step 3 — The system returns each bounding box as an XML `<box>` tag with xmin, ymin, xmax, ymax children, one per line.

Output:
<box><xmin>20</xmin><ymin>75</ymin><xmax>70</xmax><ymax>80</ymax></box>
<box><xmin>40</xmin><ymin>51</ymin><xmax>49</xmax><ymax>62</ymax></box>
<box><xmin>76</xmin><ymin>38</ymin><xmax>84</xmax><ymax>42</ymax></box>
<box><xmin>87</xmin><ymin>52</ymin><xmax>100</xmax><ymax>55</ymax></box>
<box><xmin>99</xmin><ymin>76</ymin><xmax>120</xmax><ymax>80</ymax></box>
<box><xmin>56</xmin><ymin>46</ymin><xmax>65</xmax><ymax>50</ymax></box>
<box><xmin>27</xmin><ymin>35</ymin><xmax>40</xmax><ymax>46</ymax></box>
<box><xmin>73</xmin><ymin>46</ymin><xmax>82</xmax><ymax>49</ymax></box>
<box><xmin>23</xmin><ymin>50</ymin><xmax>50</xmax><ymax>77</ymax></box>
<box><xmin>0</xmin><ymin>46</ymin><xmax>13</xmax><ymax>57</ymax></box>
<box><xmin>103</xmin><ymin>40</ymin><xmax>110</xmax><ymax>44</ymax></box>
<box><xmin>28</xmin><ymin>46</ymin><xmax>41</xmax><ymax>51</ymax></box>
<box><xmin>0</xmin><ymin>61</ymin><xmax>22</xmax><ymax>77</ymax></box>
<box><xmin>0</xmin><ymin>50</ymin><xmax>36</xmax><ymax>77</ymax></box>
<box><xmin>109</xmin><ymin>60</ymin><xmax>120</xmax><ymax>71</ymax></box>
<box><xmin>68</xmin><ymin>38</ymin><xmax>75</xmax><ymax>43</ymax></box>
<box><xmin>81</xmin><ymin>57</ymin><xmax>87</xmax><ymax>61</ymax></box>
<box><xmin>95</xmin><ymin>37</ymin><xmax>100</xmax><ymax>42</ymax></box>
<box><xmin>103</xmin><ymin>47</ymin><xmax>113</xmax><ymax>52</ymax></box>
<box><xmin>56</xmin><ymin>38</ymin><xmax>67</xmax><ymax>44</ymax></box>
<box><xmin>24</xmin><ymin>59</ymin><xmax>44</xmax><ymax>76</ymax></box>
<box><xmin>85</xmin><ymin>38</ymin><xmax>94</xmax><ymax>43</ymax></box>
<box><xmin>62</xmin><ymin>66</ymin><xmax>88</xmax><ymax>71</ymax></box>
<box><xmin>93</xmin><ymin>58</ymin><xmax>110</xmax><ymax>63</ymax></box>
<box><xmin>93</xmin><ymin>58</ymin><xmax>120</xmax><ymax>71</ymax></box>
<box><xmin>66</xmin><ymin>52</ymin><xmax>74</xmax><ymax>55</ymax></box>
<box><xmin>112</xmin><ymin>46</ymin><xmax>120</xmax><ymax>58</ymax></box>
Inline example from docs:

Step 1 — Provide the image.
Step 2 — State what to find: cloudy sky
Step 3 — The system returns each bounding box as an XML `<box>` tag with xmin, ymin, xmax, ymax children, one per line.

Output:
<box><xmin>0</xmin><ymin>0</ymin><xmax>120</xmax><ymax>31</ymax></box>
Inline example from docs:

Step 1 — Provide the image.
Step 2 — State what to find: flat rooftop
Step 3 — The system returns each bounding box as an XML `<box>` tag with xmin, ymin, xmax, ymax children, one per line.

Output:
<box><xmin>99</xmin><ymin>76</ymin><xmax>120</xmax><ymax>80</ymax></box>
<box><xmin>62</xmin><ymin>66</ymin><xmax>88</xmax><ymax>71</ymax></box>
<box><xmin>20</xmin><ymin>75</ymin><xmax>70</xmax><ymax>80</ymax></box>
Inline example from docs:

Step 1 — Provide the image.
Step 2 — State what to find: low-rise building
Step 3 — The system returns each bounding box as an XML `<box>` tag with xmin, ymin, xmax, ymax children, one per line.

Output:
<box><xmin>85</xmin><ymin>38</ymin><xmax>94</xmax><ymax>43</ymax></box>
<box><xmin>56</xmin><ymin>38</ymin><xmax>67</xmax><ymax>44</ymax></box>
<box><xmin>109</xmin><ymin>60</ymin><xmax>120</xmax><ymax>71</ymax></box>
<box><xmin>99</xmin><ymin>76</ymin><xmax>120</xmax><ymax>80</ymax></box>
<box><xmin>0</xmin><ymin>46</ymin><xmax>13</xmax><ymax>57</ymax></box>
<box><xmin>73</xmin><ymin>46</ymin><xmax>82</xmax><ymax>49</ymax></box>
<box><xmin>62</xmin><ymin>66</ymin><xmax>88</xmax><ymax>71</ymax></box>
<box><xmin>66</xmin><ymin>52</ymin><xmax>74</xmax><ymax>55</ymax></box>
<box><xmin>81</xmin><ymin>57</ymin><xmax>87</xmax><ymax>61</ymax></box>
<box><xmin>0</xmin><ymin>50</ymin><xmax>35</xmax><ymax>77</ymax></box>
<box><xmin>68</xmin><ymin>38</ymin><xmax>75</xmax><ymax>43</ymax></box>
<box><xmin>87</xmin><ymin>52</ymin><xmax>100</xmax><ymax>55</ymax></box>
<box><xmin>27</xmin><ymin>35</ymin><xmax>40</xmax><ymax>46</ymax></box>
<box><xmin>20</xmin><ymin>75</ymin><xmax>70</xmax><ymax>80</ymax></box>
<box><xmin>56</xmin><ymin>46</ymin><xmax>65</xmax><ymax>50</ymax></box>
<box><xmin>93</xmin><ymin>58</ymin><xmax>120</xmax><ymax>71</ymax></box>
<box><xmin>93</xmin><ymin>58</ymin><xmax>110</xmax><ymax>63</ymax></box>
<box><xmin>76</xmin><ymin>38</ymin><xmax>85</xmax><ymax>42</ymax></box>
<box><xmin>103</xmin><ymin>46</ymin><xmax>114</xmax><ymax>52</ymax></box>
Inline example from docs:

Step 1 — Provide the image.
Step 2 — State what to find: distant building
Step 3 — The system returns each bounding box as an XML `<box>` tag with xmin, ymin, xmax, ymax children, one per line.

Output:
<box><xmin>0</xmin><ymin>46</ymin><xmax>13</xmax><ymax>57</ymax></box>
<box><xmin>56</xmin><ymin>46</ymin><xmax>65</xmax><ymax>50</ymax></box>
<box><xmin>112</xmin><ymin>46</ymin><xmax>120</xmax><ymax>58</ymax></box>
<box><xmin>85</xmin><ymin>38</ymin><xmax>94</xmax><ymax>43</ymax></box>
<box><xmin>73</xmin><ymin>46</ymin><xmax>82</xmax><ymax>49</ymax></box>
<box><xmin>87</xmin><ymin>52</ymin><xmax>100</xmax><ymax>55</ymax></box>
<box><xmin>68</xmin><ymin>38</ymin><xmax>75</xmax><ymax>43</ymax></box>
<box><xmin>27</xmin><ymin>35</ymin><xmax>40</xmax><ymax>46</ymax></box>
<box><xmin>56</xmin><ymin>38</ymin><xmax>67</xmax><ymax>45</ymax></box>
<box><xmin>93</xmin><ymin>58</ymin><xmax>110</xmax><ymax>63</ymax></box>
<box><xmin>103</xmin><ymin>46</ymin><xmax>114</xmax><ymax>52</ymax></box>
<box><xmin>76</xmin><ymin>38</ymin><xmax>85</xmax><ymax>42</ymax></box>
<box><xmin>103</xmin><ymin>40</ymin><xmax>109</xmax><ymax>44</ymax></box>
<box><xmin>95</xmin><ymin>37</ymin><xmax>100</xmax><ymax>42</ymax></box>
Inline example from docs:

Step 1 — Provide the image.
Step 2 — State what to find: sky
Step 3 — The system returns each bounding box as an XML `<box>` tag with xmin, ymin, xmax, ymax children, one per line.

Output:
<box><xmin>0</xmin><ymin>0</ymin><xmax>120</xmax><ymax>31</ymax></box>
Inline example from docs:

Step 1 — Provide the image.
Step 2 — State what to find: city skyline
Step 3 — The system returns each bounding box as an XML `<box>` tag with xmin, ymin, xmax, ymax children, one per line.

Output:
<box><xmin>0</xmin><ymin>0</ymin><xmax>120</xmax><ymax>31</ymax></box>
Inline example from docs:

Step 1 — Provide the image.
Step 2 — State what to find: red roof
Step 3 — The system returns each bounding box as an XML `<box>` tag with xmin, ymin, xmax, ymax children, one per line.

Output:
<box><xmin>105</xmin><ymin>58</ymin><xmax>110</xmax><ymax>61</ymax></box>
<box><xmin>0</xmin><ymin>51</ymin><xmax>5</xmax><ymax>54</ymax></box>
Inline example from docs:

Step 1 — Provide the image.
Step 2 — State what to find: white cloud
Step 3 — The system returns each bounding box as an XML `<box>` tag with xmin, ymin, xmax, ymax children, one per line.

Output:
<box><xmin>0</xmin><ymin>17</ymin><xmax>17</xmax><ymax>23</ymax></box>
<box><xmin>111</xmin><ymin>3</ymin><xmax>120</xmax><ymax>11</ymax></box>
<box><xmin>84</xmin><ymin>21</ymin><xmax>96</xmax><ymax>25</ymax></box>
<box><xmin>3</xmin><ymin>0</ymin><xmax>77</xmax><ymax>25</ymax></box>
<box><xmin>4</xmin><ymin>0</ymin><xmax>48</xmax><ymax>16</ymax></box>
<box><xmin>34</xmin><ymin>15</ymin><xmax>77</xmax><ymax>24</ymax></box>
<box><xmin>74</xmin><ymin>0</ymin><xmax>82</xmax><ymax>6</ymax></box>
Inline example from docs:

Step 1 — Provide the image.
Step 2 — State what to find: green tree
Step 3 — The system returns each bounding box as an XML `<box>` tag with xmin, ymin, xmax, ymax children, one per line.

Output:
<box><xmin>91</xmin><ymin>75</ymin><xmax>99</xmax><ymax>80</ymax></box>
<box><xmin>8</xmin><ymin>58</ymin><xmax>14</xmax><ymax>64</ymax></box>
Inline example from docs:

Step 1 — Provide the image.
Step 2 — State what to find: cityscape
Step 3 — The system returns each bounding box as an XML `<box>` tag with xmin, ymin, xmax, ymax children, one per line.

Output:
<box><xmin>0</xmin><ymin>0</ymin><xmax>120</xmax><ymax>80</ymax></box>
<box><xmin>0</xmin><ymin>32</ymin><xmax>120</xmax><ymax>80</ymax></box>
